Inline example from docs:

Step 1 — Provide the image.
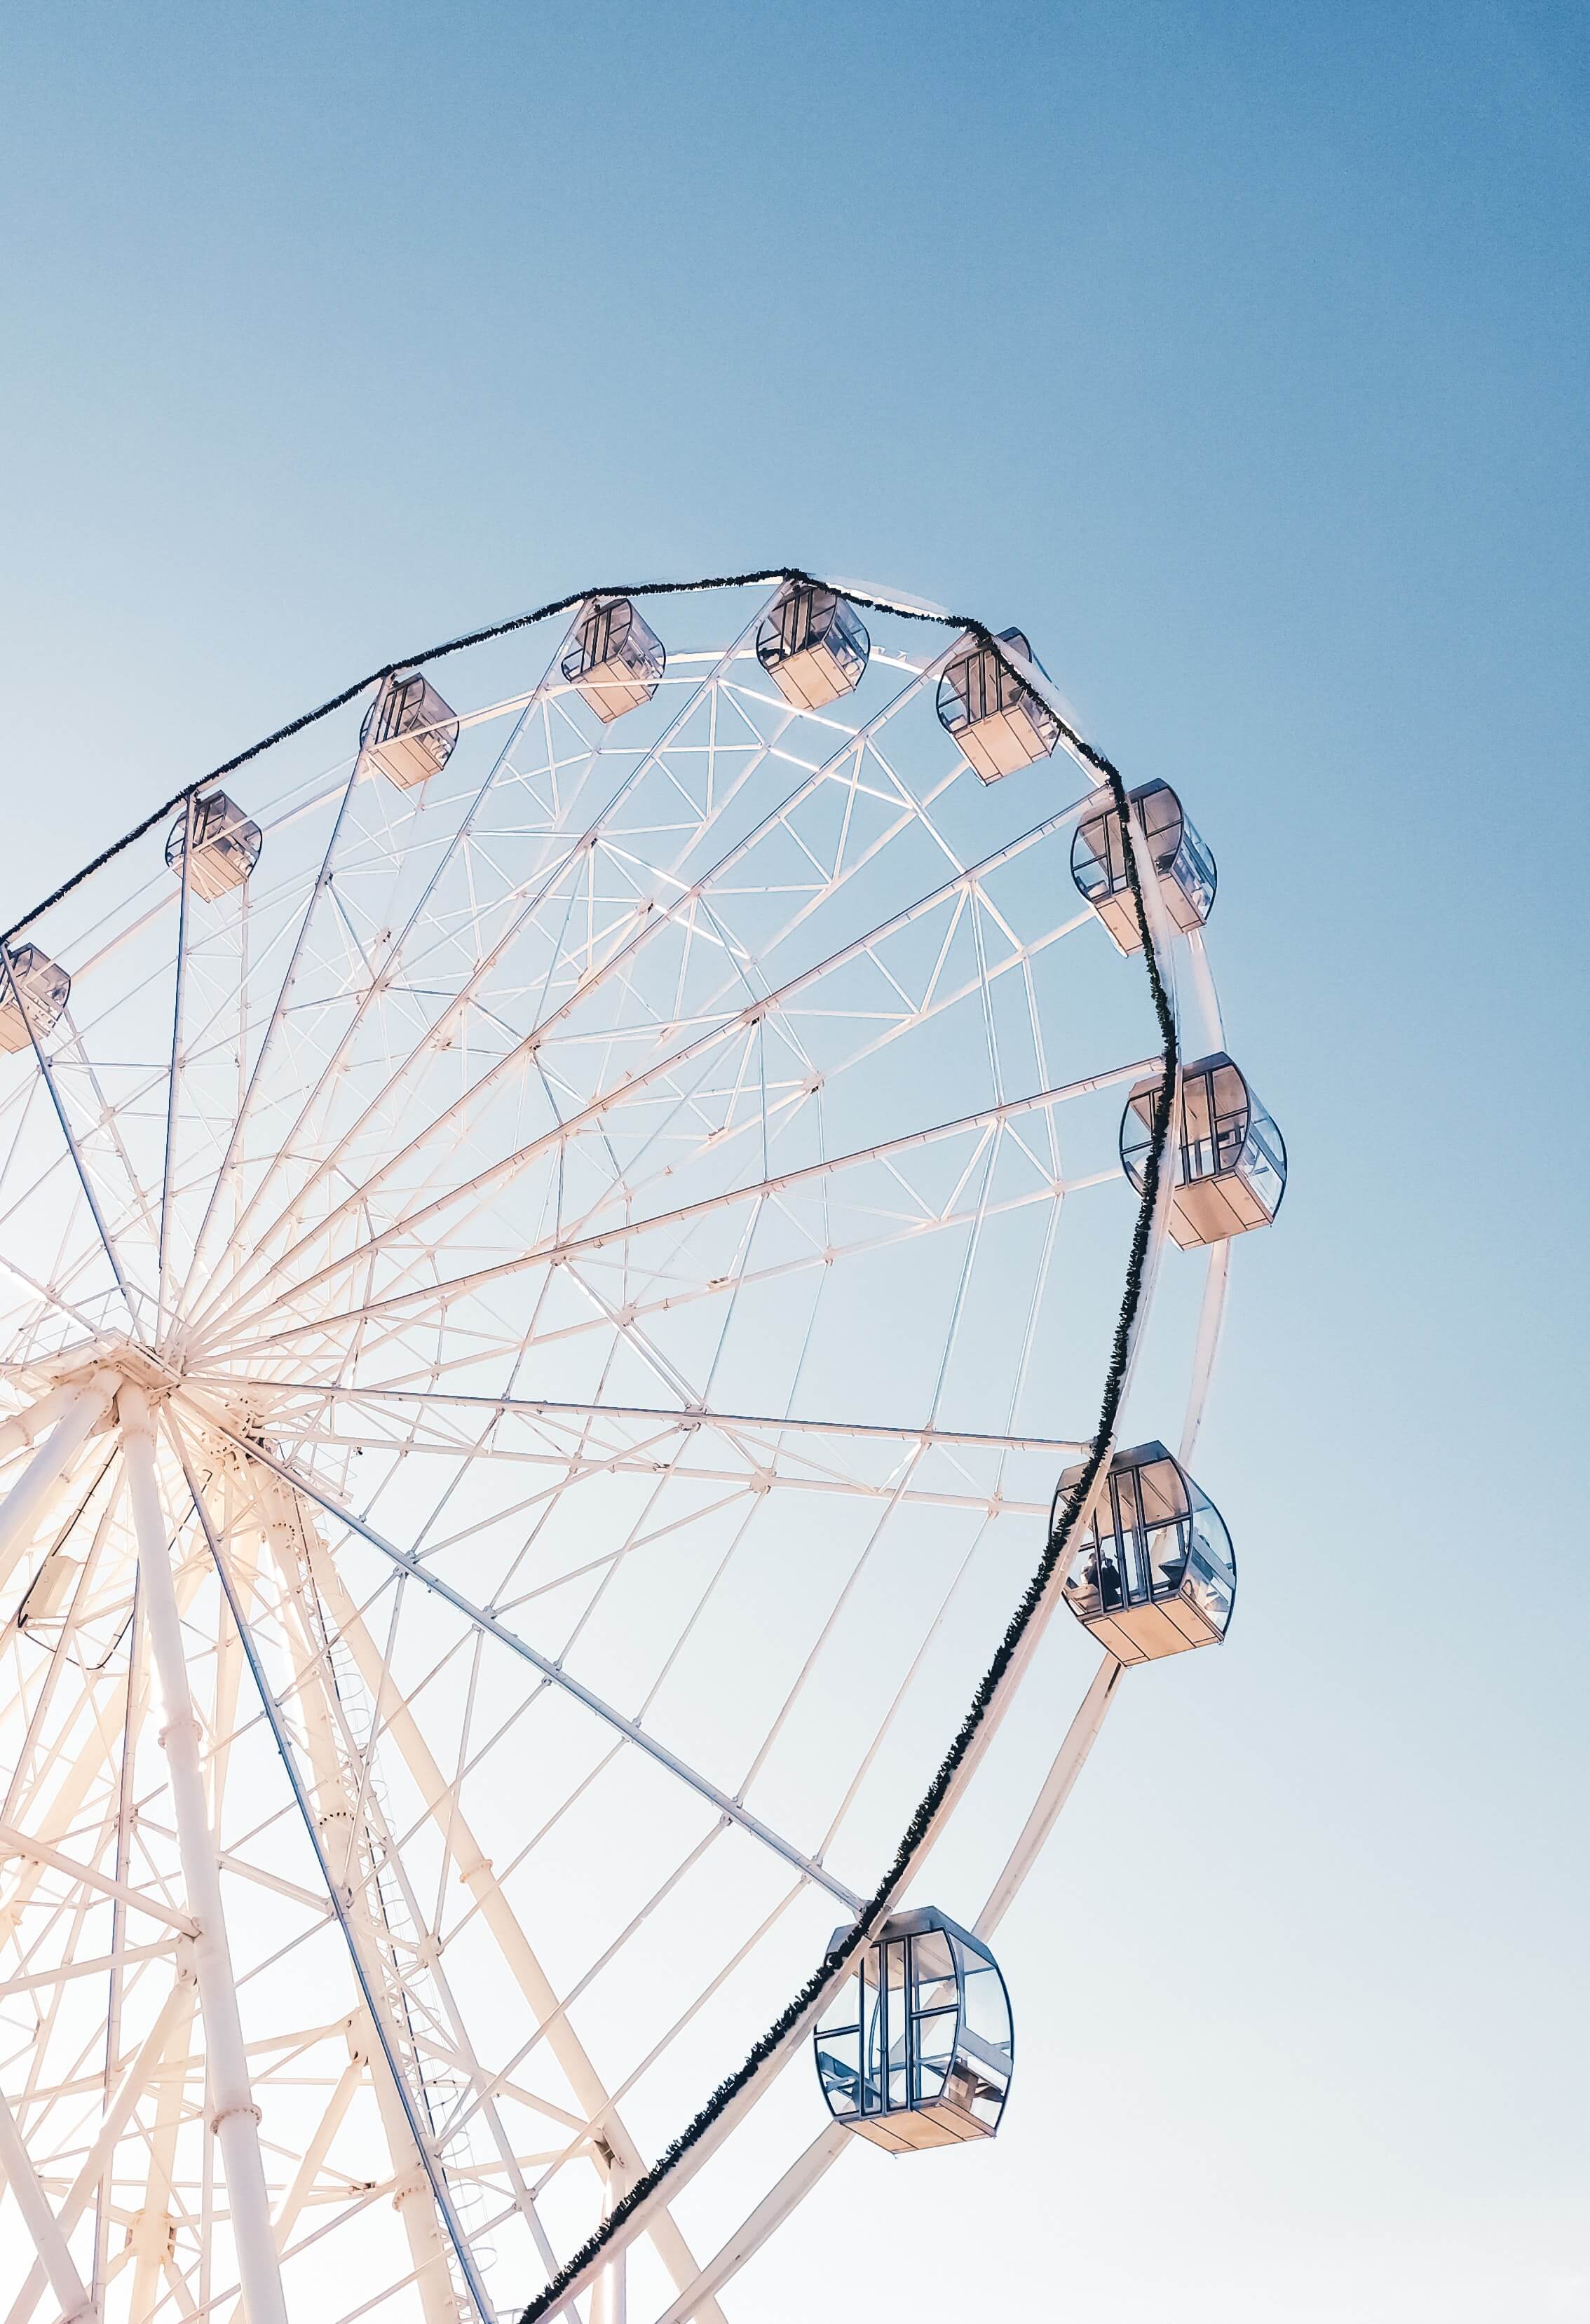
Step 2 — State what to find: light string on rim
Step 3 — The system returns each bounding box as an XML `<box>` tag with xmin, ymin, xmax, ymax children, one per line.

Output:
<box><xmin>13</xmin><ymin>569</ymin><xmax>1124</xmax><ymax>943</ymax></box>
<box><xmin>500</xmin><ymin>587</ymin><xmax>1180</xmax><ymax>2324</ymax></box>
<box><xmin>0</xmin><ymin>569</ymin><xmax>1180</xmax><ymax>2321</ymax></box>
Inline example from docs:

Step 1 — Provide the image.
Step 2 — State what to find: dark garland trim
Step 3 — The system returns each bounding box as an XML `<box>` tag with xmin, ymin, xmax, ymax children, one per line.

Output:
<box><xmin>0</xmin><ymin>569</ymin><xmax>1176</xmax><ymax>2320</ymax></box>
<box><xmin>508</xmin><ymin>590</ymin><xmax>1179</xmax><ymax>2323</ymax></box>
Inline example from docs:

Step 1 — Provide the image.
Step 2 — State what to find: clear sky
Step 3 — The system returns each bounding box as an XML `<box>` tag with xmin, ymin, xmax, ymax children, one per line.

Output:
<box><xmin>3</xmin><ymin>5</ymin><xmax>1586</xmax><ymax>2320</ymax></box>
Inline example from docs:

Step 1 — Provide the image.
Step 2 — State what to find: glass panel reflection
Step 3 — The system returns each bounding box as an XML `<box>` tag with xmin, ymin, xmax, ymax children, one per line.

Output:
<box><xmin>814</xmin><ymin>1908</ymin><xmax>1013</xmax><ymax>2149</ymax></box>
<box><xmin>1060</xmin><ymin>1442</ymin><xmax>1237</xmax><ymax>1665</ymax></box>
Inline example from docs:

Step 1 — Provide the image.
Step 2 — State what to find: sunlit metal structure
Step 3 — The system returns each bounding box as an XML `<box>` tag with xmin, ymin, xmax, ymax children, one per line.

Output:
<box><xmin>0</xmin><ymin>573</ymin><xmax>1279</xmax><ymax>2324</ymax></box>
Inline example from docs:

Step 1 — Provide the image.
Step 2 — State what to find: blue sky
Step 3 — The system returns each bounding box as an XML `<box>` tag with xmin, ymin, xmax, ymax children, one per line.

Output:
<box><xmin>3</xmin><ymin>4</ymin><xmax>1586</xmax><ymax>2319</ymax></box>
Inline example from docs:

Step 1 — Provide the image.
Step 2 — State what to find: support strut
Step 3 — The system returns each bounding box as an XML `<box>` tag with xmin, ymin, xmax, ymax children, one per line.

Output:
<box><xmin>118</xmin><ymin>1387</ymin><xmax>288</xmax><ymax>2324</ymax></box>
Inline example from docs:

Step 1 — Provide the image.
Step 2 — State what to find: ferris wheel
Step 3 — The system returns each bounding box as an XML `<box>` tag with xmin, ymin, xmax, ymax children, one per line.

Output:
<box><xmin>0</xmin><ymin>573</ymin><xmax>1285</xmax><ymax>2324</ymax></box>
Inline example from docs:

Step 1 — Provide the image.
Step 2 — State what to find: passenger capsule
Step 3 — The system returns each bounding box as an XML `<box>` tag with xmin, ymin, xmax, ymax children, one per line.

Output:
<box><xmin>1059</xmin><ymin>1440</ymin><xmax>1235</xmax><ymax>1664</ymax></box>
<box><xmin>0</xmin><ymin>945</ymin><xmax>70</xmax><ymax>1056</ymax></box>
<box><xmin>756</xmin><ymin>582</ymin><xmax>870</xmax><ymax>709</ymax></box>
<box><xmin>165</xmin><ymin>791</ymin><xmax>262</xmax><ymax>901</ymax></box>
<box><xmin>360</xmin><ymin>670</ymin><xmax>460</xmax><ymax>791</ymax></box>
<box><xmin>937</xmin><ymin>627</ymin><xmax>1059</xmax><ymax>784</ymax></box>
<box><xmin>814</xmin><ymin>1907</ymin><xmax>1012</xmax><ymax>2152</ymax></box>
<box><xmin>561</xmin><ymin>597</ymin><xmax>665</xmax><ymax>723</ymax></box>
<box><xmin>18</xmin><ymin>1552</ymin><xmax>79</xmax><ymax>1630</ymax></box>
<box><xmin>1120</xmin><ymin>1052</ymin><xmax>1286</xmax><ymax>1246</ymax></box>
<box><xmin>1071</xmin><ymin>779</ymin><xmax>1217</xmax><ymax>954</ymax></box>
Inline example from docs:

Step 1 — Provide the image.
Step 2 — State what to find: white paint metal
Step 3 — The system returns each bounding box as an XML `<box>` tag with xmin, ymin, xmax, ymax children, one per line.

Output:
<box><xmin>975</xmin><ymin>1656</ymin><xmax>1124</xmax><ymax>1941</ymax></box>
<box><xmin>290</xmin><ymin>1486</ymin><xmax>730</xmax><ymax>2324</ymax></box>
<box><xmin>3</xmin><ymin>1969</ymin><xmax>195</xmax><ymax>2324</ymax></box>
<box><xmin>0</xmin><ymin>1374</ymin><xmax>115</xmax><ymax>1589</ymax></box>
<box><xmin>651</xmin><ymin>2121</ymin><xmax>850</xmax><ymax>2324</ymax></box>
<box><xmin>0</xmin><ymin>2079</ymin><xmax>97</xmax><ymax>2323</ymax></box>
<box><xmin>0</xmin><ymin>581</ymin><xmax>1245</xmax><ymax>2322</ymax></box>
<box><xmin>1180</xmin><ymin>1238</ymin><xmax>1231</xmax><ymax>1469</ymax></box>
<box><xmin>207</xmin><ymin>1422</ymin><xmax>864</xmax><ymax>1912</ymax></box>
<box><xmin>0</xmin><ymin>1385</ymin><xmax>75</xmax><ymax>1465</ymax></box>
<box><xmin>118</xmin><ymin>1387</ymin><xmax>288</xmax><ymax>2324</ymax></box>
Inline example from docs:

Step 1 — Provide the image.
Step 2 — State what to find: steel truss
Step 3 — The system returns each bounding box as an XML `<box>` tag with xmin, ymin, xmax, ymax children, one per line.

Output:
<box><xmin>0</xmin><ymin>579</ymin><xmax>1229</xmax><ymax>2324</ymax></box>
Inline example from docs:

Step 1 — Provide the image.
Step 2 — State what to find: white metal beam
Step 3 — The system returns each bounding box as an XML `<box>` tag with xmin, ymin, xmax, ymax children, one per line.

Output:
<box><xmin>196</xmin><ymin>1420</ymin><xmax>864</xmax><ymax>1912</ymax></box>
<box><xmin>1179</xmin><ymin>1239</ymin><xmax>1230</xmax><ymax>1469</ymax></box>
<box><xmin>118</xmin><ymin>1387</ymin><xmax>288</xmax><ymax>2324</ymax></box>
<box><xmin>0</xmin><ymin>1387</ymin><xmax>76</xmax><ymax>1466</ymax></box>
<box><xmin>3</xmin><ymin>1966</ymin><xmax>194</xmax><ymax>2324</ymax></box>
<box><xmin>178</xmin><ymin>611</ymin><xmax>768</xmax><ymax>1350</ymax></box>
<box><xmin>0</xmin><ymin>1373</ymin><xmax>116</xmax><ymax>1589</ymax></box>
<box><xmin>0</xmin><ymin>2078</ymin><xmax>96</xmax><ymax>2323</ymax></box>
<box><xmin>261</xmin><ymin>1469</ymin><xmax>731</xmax><ymax>2324</ymax></box>
<box><xmin>210</xmin><ymin>1385</ymin><xmax>1087</xmax><ymax>1460</ymax></box>
<box><xmin>974</xmin><ymin>1654</ymin><xmax>1122</xmax><ymax>1942</ymax></box>
<box><xmin>0</xmin><ymin>1827</ymin><xmax>198</xmax><ymax>1938</ymax></box>
<box><xmin>191</xmin><ymin>789</ymin><xmax>1115</xmax><ymax>1347</ymax></box>
<box><xmin>651</xmin><ymin>2122</ymin><xmax>849</xmax><ymax>2324</ymax></box>
<box><xmin>177</xmin><ymin>1439</ymin><xmax>494</xmax><ymax>2324</ymax></box>
<box><xmin>198</xmin><ymin>1066</ymin><xmax>1139</xmax><ymax>1364</ymax></box>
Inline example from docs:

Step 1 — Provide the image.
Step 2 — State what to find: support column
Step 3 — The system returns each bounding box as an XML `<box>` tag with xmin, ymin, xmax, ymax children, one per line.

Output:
<box><xmin>118</xmin><ymin>1387</ymin><xmax>287</xmax><ymax>2324</ymax></box>
<box><xmin>652</xmin><ymin>2123</ymin><xmax>849</xmax><ymax>2324</ymax></box>
<box><xmin>975</xmin><ymin>1654</ymin><xmax>1122</xmax><ymax>1943</ymax></box>
<box><xmin>0</xmin><ymin>2081</ymin><xmax>96</xmax><ymax>2323</ymax></box>
<box><xmin>3</xmin><ymin>1967</ymin><xmax>195</xmax><ymax>2324</ymax></box>
<box><xmin>283</xmin><ymin>1481</ymin><xmax>728</xmax><ymax>2323</ymax></box>
<box><xmin>0</xmin><ymin>1373</ymin><xmax>116</xmax><ymax>1588</ymax></box>
<box><xmin>0</xmin><ymin>1385</ymin><xmax>76</xmax><ymax>1465</ymax></box>
<box><xmin>254</xmin><ymin>1473</ymin><xmax>458</xmax><ymax>2324</ymax></box>
<box><xmin>591</xmin><ymin>2149</ymin><xmax>628</xmax><ymax>2324</ymax></box>
<box><xmin>364</xmin><ymin>2020</ymin><xmax>461</xmax><ymax>2324</ymax></box>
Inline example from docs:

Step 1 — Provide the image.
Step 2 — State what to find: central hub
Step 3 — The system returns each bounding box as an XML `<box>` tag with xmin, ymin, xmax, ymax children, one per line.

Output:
<box><xmin>29</xmin><ymin>1339</ymin><xmax>185</xmax><ymax>1404</ymax></box>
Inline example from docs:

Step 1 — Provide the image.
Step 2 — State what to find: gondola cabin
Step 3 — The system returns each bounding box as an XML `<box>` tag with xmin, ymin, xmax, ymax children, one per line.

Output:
<box><xmin>1120</xmin><ymin>1052</ymin><xmax>1286</xmax><ymax>1247</ymax></box>
<box><xmin>1071</xmin><ymin>779</ymin><xmax>1217</xmax><ymax>955</ymax></box>
<box><xmin>360</xmin><ymin>670</ymin><xmax>460</xmax><ymax>791</ymax></box>
<box><xmin>18</xmin><ymin>1551</ymin><xmax>79</xmax><ymax>1632</ymax></box>
<box><xmin>1059</xmin><ymin>1441</ymin><xmax>1235</xmax><ymax>1664</ymax></box>
<box><xmin>165</xmin><ymin>791</ymin><xmax>263</xmax><ymax>902</ymax></box>
<box><xmin>756</xmin><ymin>583</ymin><xmax>870</xmax><ymax>709</ymax></box>
<box><xmin>0</xmin><ymin>946</ymin><xmax>70</xmax><ymax>1056</ymax></box>
<box><xmin>561</xmin><ymin>597</ymin><xmax>666</xmax><ymax>723</ymax></box>
<box><xmin>936</xmin><ymin>627</ymin><xmax>1060</xmax><ymax>784</ymax></box>
<box><xmin>814</xmin><ymin>1908</ymin><xmax>1012</xmax><ymax>2153</ymax></box>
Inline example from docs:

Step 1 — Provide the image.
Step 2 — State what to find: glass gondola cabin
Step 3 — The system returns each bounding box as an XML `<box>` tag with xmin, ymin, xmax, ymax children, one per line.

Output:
<box><xmin>1120</xmin><ymin>1052</ymin><xmax>1286</xmax><ymax>1247</ymax></box>
<box><xmin>165</xmin><ymin>791</ymin><xmax>263</xmax><ymax>902</ymax></box>
<box><xmin>937</xmin><ymin>627</ymin><xmax>1060</xmax><ymax>784</ymax></box>
<box><xmin>1071</xmin><ymin>779</ymin><xmax>1217</xmax><ymax>955</ymax></box>
<box><xmin>360</xmin><ymin>670</ymin><xmax>460</xmax><ymax>791</ymax></box>
<box><xmin>0</xmin><ymin>946</ymin><xmax>69</xmax><ymax>1055</ymax></box>
<box><xmin>755</xmin><ymin>583</ymin><xmax>870</xmax><ymax>710</ymax></box>
<box><xmin>561</xmin><ymin>597</ymin><xmax>665</xmax><ymax>723</ymax></box>
<box><xmin>815</xmin><ymin>1908</ymin><xmax>1012</xmax><ymax>2153</ymax></box>
<box><xmin>1059</xmin><ymin>1441</ymin><xmax>1235</xmax><ymax>1663</ymax></box>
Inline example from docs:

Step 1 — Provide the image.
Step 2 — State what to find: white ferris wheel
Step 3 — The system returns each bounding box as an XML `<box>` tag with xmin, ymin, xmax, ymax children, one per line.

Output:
<box><xmin>0</xmin><ymin>573</ymin><xmax>1285</xmax><ymax>2324</ymax></box>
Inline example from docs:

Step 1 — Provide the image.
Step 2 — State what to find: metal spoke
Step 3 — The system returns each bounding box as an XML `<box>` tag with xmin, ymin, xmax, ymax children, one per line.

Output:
<box><xmin>190</xmin><ymin>1415</ymin><xmax>864</xmax><ymax>1913</ymax></box>
<box><xmin>190</xmin><ymin>782</ymin><xmax>1108</xmax><ymax>1351</ymax></box>
<box><xmin>0</xmin><ymin>578</ymin><xmax>1218</xmax><ymax>2323</ymax></box>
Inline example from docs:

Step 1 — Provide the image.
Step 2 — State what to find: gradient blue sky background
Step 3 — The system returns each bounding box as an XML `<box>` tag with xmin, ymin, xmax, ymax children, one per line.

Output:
<box><xmin>4</xmin><ymin>5</ymin><xmax>1586</xmax><ymax>2318</ymax></box>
